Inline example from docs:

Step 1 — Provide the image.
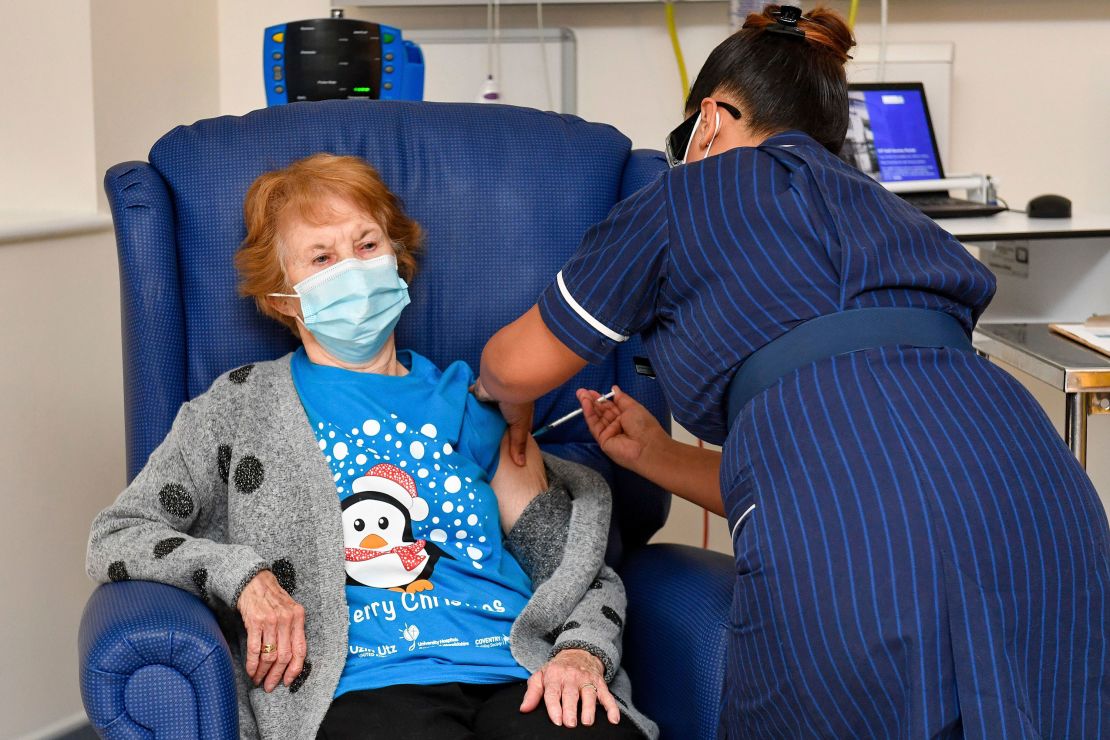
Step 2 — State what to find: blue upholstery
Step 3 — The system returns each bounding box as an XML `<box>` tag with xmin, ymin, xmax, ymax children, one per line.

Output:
<box><xmin>85</xmin><ymin>100</ymin><xmax>732</xmax><ymax>738</ymax></box>
<box><xmin>622</xmin><ymin>544</ymin><xmax>735</xmax><ymax>740</ymax></box>
<box><xmin>79</xmin><ymin>581</ymin><xmax>238</xmax><ymax>738</ymax></box>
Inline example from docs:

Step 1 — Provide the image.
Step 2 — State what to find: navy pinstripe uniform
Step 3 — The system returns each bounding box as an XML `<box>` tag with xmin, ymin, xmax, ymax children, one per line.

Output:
<box><xmin>537</xmin><ymin>130</ymin><xmax>1109</xmax><ymax>738</ymax></box>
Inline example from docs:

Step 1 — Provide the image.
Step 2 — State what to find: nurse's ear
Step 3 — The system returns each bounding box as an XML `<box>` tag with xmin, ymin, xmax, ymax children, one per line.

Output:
<box><xmin>685</xmin><ymin>98</ymin><xmax>723</xmax><ymax>163</ymax></box>
<box><xmin>689</xmin><ymin>96</ymin><xmax>766</xmax><ymax>161</ymax></box>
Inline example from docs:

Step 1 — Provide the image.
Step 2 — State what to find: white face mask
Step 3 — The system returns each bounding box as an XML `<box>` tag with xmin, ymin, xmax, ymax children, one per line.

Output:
<box><xmin>270</xmin><ymin>255</ymin><xmax>411</xmax><ymax>364</ymax></box>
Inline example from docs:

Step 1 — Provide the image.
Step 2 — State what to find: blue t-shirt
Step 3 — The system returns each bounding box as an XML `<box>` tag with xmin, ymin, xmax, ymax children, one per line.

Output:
<box><xmin>290</xmin><ymin>348</ymin><xmax>533</xmax><ymax>696</ymax></box>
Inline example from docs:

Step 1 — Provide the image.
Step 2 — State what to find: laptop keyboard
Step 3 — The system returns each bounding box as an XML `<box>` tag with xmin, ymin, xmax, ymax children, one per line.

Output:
<box><xmin>903</xmin><ymin>194</ymin><xmax>974</xmax><ymax>207</ymax></box>
<box><xmin>899</xmin><ymin>193</ymin><xmax>1006</xmax><ymax>218</ymax></box>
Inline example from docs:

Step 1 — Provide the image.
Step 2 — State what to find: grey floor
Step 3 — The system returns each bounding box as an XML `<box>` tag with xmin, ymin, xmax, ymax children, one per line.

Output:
<box><xmin>54</xmin><ymin>725</ymin><xmax>97</xmax><ymax>740</ymax></box>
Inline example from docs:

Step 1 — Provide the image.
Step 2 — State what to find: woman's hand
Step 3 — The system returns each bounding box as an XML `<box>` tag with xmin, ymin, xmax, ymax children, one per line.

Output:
<box><xmin>521</xmin><ymin>648</ymin><xmax>621</xmax><ymax>728</ymax></box>
<box><xmin>576</xmin><ymin>386</ymin><xmax>671</xmax><ymax>475</ymax></box>
<box><xmin>472</xmin><ymin>376</ymin><xmax>534</xmax><ymax>467</ymax></box>
<box><xmin>237</xmin><ymin>570</ymin><xmax>307</xmax><ymax>692</ymax></box>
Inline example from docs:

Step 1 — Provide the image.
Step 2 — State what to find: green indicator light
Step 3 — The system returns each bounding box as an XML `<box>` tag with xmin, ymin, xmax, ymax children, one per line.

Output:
<box><xmin>353</xmin><ymin>86</ymin><xmax>371</xmax><ymax>93</ymax></box>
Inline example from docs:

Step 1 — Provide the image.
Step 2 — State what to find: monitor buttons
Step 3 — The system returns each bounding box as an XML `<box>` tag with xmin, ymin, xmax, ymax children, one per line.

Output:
<box><xmin>272</xmin><ymin>32</ymin><xmax>284</xmax><ymax>43</ymax></box>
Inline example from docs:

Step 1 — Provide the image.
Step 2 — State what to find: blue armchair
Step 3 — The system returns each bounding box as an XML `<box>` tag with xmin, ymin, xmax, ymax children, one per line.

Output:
<box><xmin>80</xmin><ymin>100</ymin><xmax>733</xmax><ymax>738</ymax></box>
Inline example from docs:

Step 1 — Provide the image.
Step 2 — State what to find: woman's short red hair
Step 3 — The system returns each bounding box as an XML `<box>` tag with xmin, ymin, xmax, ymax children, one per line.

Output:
<box><xmin>235</xmin><ymin>153</ymin><xmax>423</xmax><ymax>333</ymax></box>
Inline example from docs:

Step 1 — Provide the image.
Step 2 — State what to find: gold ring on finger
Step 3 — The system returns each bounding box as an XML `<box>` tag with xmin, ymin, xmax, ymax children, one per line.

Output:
<box><xmin>580</xmin><ymin>682</ymin><xmax>597</xmax><ymax>692</ymax></box>
<box><xmin>261</xmin><ymin>643</ymin><xmax>277</xmax><ymax>654</ymax></box>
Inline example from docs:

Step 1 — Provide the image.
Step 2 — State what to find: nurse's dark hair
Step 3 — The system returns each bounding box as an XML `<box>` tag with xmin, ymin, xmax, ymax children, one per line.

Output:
<box><xmin>685</xmin><ymin>4</ymin><xmax>854</xmax><ymax>153</ymax></box>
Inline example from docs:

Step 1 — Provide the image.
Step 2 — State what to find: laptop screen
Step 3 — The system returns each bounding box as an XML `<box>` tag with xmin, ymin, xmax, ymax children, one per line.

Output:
<box><xmin>839</xmin><ymin>82</ymin><xmax>945</xmax><ymax>182</ymax></box>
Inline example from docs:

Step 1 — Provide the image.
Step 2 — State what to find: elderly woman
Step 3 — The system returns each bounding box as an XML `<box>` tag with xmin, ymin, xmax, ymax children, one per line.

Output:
<box><xmin>86</xmin><ymin>154</ymin><xmax>655</xmax><ymax>740</ymax></box>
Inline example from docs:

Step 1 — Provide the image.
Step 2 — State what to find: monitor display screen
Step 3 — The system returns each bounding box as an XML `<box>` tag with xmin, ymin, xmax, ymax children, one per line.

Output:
<box><xmin>840</xmin><ymin>86</ymin><xmax>942</xmax><ymax>182</ymax></box>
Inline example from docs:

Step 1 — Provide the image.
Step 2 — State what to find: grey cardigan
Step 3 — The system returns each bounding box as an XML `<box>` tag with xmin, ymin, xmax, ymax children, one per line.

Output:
<box><xmin>86</xmin><ymin>356</ymin><xmax>658</xmax><ymax>739</ymax></box>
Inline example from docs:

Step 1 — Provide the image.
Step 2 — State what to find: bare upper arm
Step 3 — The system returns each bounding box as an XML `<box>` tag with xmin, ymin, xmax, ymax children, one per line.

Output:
<box><xmin>489</xmin><ymin>431</ymin><xmax>549</xmax><ymax>533</ymax></box>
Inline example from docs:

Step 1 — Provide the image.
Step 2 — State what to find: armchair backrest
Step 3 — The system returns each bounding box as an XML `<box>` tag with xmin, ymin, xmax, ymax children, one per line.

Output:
<box><xmin>106</xmin><ymin>100</ymin><xmax>670</xmax><ymax>559</ymax></box>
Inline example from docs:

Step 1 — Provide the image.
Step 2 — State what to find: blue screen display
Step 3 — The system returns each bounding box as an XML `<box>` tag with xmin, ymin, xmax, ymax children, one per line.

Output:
<box><xmin>842</xmin><ymin>89</ymin><xmax>941</xmax><ymax>182</ymax></box>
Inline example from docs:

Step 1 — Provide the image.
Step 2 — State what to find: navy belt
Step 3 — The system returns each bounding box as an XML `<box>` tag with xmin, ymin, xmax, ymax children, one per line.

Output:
<box><xmin>725</xmin><ymin>307</ymin><xmax>973</xmax><ymax>428</ymax></box>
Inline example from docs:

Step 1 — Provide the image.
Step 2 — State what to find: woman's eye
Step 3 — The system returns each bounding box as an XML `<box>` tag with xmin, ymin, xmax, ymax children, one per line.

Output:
<box><xmin>360</xmin><ymin>242</ymin><xmax>377</xmax><ymax>251</ymax></box>
<box><xmin>377</xmin><ymin>517</ymin><xmax>389</xmax><ymax>529</ymax></box>
<box><xmin>353</xmin><ymin>518</ymin><xmax>365</xmax><ymax>532</ymax></box>
<box><xmin>312</xmin><ymin>255</ymin><xmax>329</xmax><ymax>264</ymax></box>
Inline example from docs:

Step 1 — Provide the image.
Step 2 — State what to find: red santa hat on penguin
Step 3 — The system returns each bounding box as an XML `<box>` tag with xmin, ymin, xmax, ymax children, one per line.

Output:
<box><xmin>351</xmin><ymin>463</ymin><xmax>429</xmax><ymax>522</ymax></box>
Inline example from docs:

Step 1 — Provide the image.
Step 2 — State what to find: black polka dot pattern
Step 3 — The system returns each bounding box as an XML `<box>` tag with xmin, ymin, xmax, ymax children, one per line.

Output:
<box><xmin>234</xmin><ymin>455</ymin><xmax>264</xmax><ymax>494</ymax></box>
<box><xmin>159</xmin><ymin>483</ymin><xmax>194</xmax><ymax>519</ymax></box>
<box><xmin>289</xmin><ymin>660</ymin><xmax>312</xmax><ymax>694</ymax></box>
<box><xmin>545</xmin><ymin>620</ymin><xmax>581</xmax><ymax>643</ymax></box>
<box><xmin>228</xmin><ymin>365</ymin><xmax>254</xmax><ymax>384</ymax></box>
<box><xmin>108</xmin><ymin>561</ymin><xmax>130</xmax><ymax>582</ymax></box>
<box><xmin>193</xmin><ymin>568</ymin><xmax>209</xmax><ymax>602</ymax></box>
<box><xmin>272</xmin><ymin>559</ymin><xmax>296</xmax><ymax>595</ymax></box>
<box><xmin>153</xmin><ymin>537</ymin><xmax>186</xmax><ymax>559</ymax></box>
<box><xmin>588</xmin><ymin>578</ymin><xmax>603</xmax><ymax>590</ymax></box>
<box><xmin>601</xmin><ymin>605</ymin><xmax>623</xmax><ymax>630</ymax></box>
<box><xmin>217</xmin><ymin>445</ymin><xmax>232</xmax><ymax>484</ymax></box>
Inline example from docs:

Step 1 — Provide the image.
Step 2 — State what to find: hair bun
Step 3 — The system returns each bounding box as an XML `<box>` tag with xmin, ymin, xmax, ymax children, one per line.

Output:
<box><xmin>743</xmin><ymin>4</ymin><xmax>855</xmax><ymax>65</ymax></box>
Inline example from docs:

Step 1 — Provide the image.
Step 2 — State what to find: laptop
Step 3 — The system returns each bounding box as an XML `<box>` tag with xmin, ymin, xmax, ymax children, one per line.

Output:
<box><xmin>839</xmin><ymin>82</ymin><xmax>1004</xmax><ymax>218</ymax></box>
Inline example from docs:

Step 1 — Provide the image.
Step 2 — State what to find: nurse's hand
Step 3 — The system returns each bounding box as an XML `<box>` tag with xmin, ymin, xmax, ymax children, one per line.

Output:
<box><xmin>576</xmin><ymin>386</ymin><xmax>669</xmax><ymax>474</ymax></box>
<box><xmin>521</xmin><ymin>648</ymin><xmax>621</xmax><ymax>727</ymax></box>
<box><xmin>471</xmin><ymin>377</ymin><xmax>534</xmax><ymax>467</ymax></box>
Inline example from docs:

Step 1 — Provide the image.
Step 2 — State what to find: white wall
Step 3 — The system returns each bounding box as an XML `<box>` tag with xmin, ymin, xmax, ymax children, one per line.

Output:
<box><xmin>217</xmin><ymin>0</ymin><xmax>331</xmax><ymax>115</ymax></box>
<box><xmin>91</xmin><ymin>0</ymin><xmax>222</xmax><ymax>206</ymax></box>
<box><xmin>0</xmin><ymin>231</ymin><xmax>124</xmax><ymax>738</ymax></box>
<box><xmin>0</xmin><ymin>0</ymin><xmax>98</xmax><ymax>215</ymax></box>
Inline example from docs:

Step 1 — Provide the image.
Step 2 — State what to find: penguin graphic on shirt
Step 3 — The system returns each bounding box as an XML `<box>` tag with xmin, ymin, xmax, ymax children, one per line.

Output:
<box><xmin>341</xmin><ymin>463</ymin><xmax>449</xmax><ymax>593</ymax></box>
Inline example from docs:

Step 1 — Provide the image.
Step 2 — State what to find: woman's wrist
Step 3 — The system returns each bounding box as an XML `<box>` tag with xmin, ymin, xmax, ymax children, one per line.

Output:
<box><xmin>553</xmin><ymin>647</ymin><xmax>605</xmax><ymax>677</ymax></box>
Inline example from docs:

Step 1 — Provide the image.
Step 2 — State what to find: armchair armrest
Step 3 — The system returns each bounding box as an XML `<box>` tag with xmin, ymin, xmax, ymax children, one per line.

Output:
<box><xmin>620</xmin><ymin>544</ymin><xmax>733</xmax><ymax>740</ymax></box>
<box><xmin>79</xmin><ymin>581</ymin><xmax>238</xmax><ymax>738</ymax></box>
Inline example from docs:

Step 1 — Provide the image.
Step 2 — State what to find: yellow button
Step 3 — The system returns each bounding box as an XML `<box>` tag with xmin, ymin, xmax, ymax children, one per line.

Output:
<box><xmin>272</xmin><ymin>32</ymin><xmax>284</xmax><ymax>43</ymax></box>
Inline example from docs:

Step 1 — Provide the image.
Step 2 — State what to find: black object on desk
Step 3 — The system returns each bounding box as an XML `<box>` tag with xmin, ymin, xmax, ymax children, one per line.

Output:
<box><xmin>1027</xmin><ymin>194</ymin><xmax>1072</xmax><ymax>219</ymax></box>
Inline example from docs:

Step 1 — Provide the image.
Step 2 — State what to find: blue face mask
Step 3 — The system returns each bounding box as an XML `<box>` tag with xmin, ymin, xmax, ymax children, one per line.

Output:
<box><xmin>273</xmin><ymin>255</ymin><xmax>411</xmax><ymax>364</ymax></box>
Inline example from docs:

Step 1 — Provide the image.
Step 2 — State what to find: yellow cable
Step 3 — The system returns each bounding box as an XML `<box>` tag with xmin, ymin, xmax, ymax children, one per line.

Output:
<box><xmin>848</xmin><ymin>0</ymin><xmax>860</xmax><ymax>29</ymax></box>
<box><xmin>665</xmin><ymin>1</ymin><xmax>689</xmax><ymax>101</ymax></box>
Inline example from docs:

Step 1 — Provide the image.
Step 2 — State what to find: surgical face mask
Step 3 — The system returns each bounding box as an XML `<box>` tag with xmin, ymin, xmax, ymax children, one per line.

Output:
<box><xmin>271</xmin><ymin>255</ymin><xmax>410</xmax><ymax>364</ymax></box>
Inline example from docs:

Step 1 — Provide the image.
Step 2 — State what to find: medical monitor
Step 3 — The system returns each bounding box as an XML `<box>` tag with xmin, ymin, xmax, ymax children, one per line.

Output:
<box><xmin>263</xmin><ymin>19</ymin><xmax>424</xmax><ymax>106</ymax></box>
<box><xmin>840</xmin><ymin>82</ymin><xmax>946</xmax><ymax>183</ymax></box>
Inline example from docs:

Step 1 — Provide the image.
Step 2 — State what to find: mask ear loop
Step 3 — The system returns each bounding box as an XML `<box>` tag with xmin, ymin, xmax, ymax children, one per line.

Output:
<box><xmin>705</xmin><ymin>110</ymin><xmax>722</xmax><ymax>159</ymax></box>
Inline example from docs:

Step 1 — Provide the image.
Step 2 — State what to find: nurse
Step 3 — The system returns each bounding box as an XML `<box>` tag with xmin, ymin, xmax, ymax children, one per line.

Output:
<box><xmin>476</xmin><ymin>4</ymin><xmax>1109</xmax><ymax>738</ymax></box>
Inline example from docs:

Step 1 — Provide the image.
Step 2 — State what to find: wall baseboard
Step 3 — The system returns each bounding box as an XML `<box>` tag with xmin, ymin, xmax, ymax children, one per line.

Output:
<box><xmin>17</xmin><ymin>712</ymin><xmax>93</xmax><ymax>740</ymax></box>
